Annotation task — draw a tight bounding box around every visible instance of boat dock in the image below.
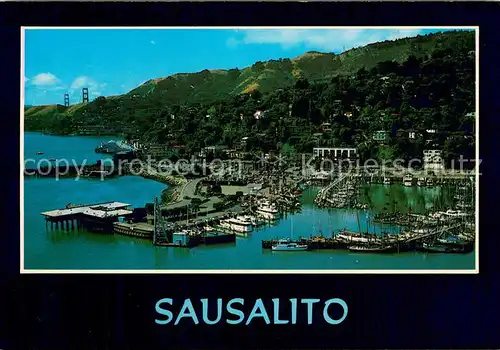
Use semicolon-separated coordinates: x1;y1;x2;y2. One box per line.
262;223;469;253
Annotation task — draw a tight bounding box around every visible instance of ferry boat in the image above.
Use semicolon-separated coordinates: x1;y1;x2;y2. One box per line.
417;177;426;186
220;217;253;233
383;177;391;185
271;238;309;251
403;174;413;187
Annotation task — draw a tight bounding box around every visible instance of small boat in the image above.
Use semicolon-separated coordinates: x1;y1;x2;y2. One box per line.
272;239;308;251
36;151;44;155
417;177;426;186
383;177;391;185
426;178;434;187
272;216;308;251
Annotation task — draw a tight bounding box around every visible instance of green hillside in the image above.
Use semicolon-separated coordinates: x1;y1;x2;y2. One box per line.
24;29;475;148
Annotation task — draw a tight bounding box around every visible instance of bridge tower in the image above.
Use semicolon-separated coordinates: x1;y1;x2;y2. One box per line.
153;196;168;244
82;88;89;103
64;94;69;107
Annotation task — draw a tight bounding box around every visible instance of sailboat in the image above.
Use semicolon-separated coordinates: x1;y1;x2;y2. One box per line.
272;216;308;251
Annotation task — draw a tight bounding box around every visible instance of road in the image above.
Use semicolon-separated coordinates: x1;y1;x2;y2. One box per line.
179;178;204;200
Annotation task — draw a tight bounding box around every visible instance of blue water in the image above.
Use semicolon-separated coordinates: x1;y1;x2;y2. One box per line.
23;132;475;270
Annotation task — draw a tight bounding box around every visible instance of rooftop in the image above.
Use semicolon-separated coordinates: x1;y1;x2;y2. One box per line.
41;201;131;218
82;208;133;218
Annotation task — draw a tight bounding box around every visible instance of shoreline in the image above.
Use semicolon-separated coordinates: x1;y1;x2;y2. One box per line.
136;166;188;206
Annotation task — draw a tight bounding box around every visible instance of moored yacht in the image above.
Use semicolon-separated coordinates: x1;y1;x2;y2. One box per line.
271;238;309;251
383;177;391;185
220;217;253;233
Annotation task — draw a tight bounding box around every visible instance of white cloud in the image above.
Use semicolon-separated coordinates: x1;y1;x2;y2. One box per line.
31;72;59;86
70;76;107;97
150;40;156;45
228;28;428;52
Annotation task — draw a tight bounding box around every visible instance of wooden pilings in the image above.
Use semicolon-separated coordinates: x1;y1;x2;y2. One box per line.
46;217;80;231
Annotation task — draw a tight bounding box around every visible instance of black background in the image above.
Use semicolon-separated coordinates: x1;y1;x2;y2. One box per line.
1;2;499;349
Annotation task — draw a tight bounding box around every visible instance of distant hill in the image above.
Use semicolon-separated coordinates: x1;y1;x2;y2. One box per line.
24;30;474;134
124;30;473;104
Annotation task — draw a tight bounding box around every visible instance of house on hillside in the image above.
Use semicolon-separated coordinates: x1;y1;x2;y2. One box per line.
321;122;332;132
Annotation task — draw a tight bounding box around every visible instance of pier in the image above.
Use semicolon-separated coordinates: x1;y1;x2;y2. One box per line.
41;202;133;232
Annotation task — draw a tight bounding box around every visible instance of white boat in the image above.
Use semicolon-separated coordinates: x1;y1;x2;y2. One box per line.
256;202;279;220
272;217;308;251
272;239;308;251
220;217;253;233
239;215;265;227
426;178;434;187
403;174;413;187
336;232;372;243
417;177;426;186
383;177;391;185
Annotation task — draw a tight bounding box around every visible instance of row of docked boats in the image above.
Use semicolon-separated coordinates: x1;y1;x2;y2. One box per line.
374;208;473;226
265;223;475;253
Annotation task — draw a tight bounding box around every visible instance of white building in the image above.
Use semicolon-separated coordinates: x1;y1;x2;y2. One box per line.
423;150;444;170
313;147;358;160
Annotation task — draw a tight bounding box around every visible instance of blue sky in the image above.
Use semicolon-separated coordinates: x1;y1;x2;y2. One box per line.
24;28;459;106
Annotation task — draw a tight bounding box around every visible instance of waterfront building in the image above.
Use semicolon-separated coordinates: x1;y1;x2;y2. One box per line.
41;202;133;233
312;147;358;160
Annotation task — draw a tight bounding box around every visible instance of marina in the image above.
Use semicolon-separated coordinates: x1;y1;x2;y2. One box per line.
24;132;476;270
